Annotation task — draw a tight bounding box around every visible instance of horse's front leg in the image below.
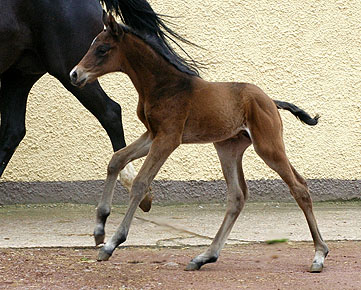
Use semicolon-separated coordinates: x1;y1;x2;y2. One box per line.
97;134;180;261
94;132;152;246
0;71;42;177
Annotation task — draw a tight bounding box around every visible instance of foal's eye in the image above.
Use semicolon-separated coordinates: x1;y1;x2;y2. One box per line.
96;45;110;56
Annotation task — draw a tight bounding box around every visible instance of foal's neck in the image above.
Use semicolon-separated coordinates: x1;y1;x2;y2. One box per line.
121;33;188;98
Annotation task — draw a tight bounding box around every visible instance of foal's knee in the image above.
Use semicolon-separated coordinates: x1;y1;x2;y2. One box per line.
107;153;123;175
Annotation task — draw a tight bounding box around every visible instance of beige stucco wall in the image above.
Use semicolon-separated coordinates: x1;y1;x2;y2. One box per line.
2;0;361;183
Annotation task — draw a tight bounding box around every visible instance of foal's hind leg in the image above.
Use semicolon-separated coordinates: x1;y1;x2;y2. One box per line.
288;164;329;272
250;115;328;272
94;132;152;246
186;134;251;270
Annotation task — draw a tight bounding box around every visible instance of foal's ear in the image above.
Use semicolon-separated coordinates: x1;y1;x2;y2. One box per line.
107;13;123;37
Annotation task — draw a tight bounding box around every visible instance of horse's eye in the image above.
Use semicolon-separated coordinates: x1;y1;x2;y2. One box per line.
96;46;110;56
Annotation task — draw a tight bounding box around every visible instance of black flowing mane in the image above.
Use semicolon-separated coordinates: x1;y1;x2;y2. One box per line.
119;24;198;76
100;0;200;76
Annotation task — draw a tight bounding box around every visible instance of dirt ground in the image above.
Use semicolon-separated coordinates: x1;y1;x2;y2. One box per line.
0;241;360;290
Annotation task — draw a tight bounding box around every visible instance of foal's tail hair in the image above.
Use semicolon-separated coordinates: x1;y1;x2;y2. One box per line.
274;100;320;126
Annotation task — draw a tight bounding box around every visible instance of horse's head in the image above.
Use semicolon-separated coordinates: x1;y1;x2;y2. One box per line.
70;13;124;87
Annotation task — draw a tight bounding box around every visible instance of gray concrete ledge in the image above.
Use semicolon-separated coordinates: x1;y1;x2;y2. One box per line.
0;179;360;205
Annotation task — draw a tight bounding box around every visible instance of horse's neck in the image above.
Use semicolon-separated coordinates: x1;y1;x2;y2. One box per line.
122;34;181;97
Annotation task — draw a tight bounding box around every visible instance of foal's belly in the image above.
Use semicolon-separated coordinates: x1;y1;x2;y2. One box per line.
181;127;246;144
181;113;246;144
180;80;248;144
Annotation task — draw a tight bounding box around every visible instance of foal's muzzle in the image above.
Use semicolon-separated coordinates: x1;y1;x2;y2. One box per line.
69;66;88;88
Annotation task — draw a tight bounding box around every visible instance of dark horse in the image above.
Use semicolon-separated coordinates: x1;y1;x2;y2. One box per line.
71;14;328;272
0;0;199;188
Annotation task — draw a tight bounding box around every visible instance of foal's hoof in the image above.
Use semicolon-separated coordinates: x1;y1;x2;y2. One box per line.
310;262;323;273
139;191;153;212
310;249;327;273
97;247;112;261
185;261;201;271
94;234;105;247
94;227;105;246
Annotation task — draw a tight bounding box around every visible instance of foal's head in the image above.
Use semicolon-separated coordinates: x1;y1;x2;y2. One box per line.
70;13;125;87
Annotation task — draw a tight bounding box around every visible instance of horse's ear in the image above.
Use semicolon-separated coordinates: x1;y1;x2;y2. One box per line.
107;13;122;37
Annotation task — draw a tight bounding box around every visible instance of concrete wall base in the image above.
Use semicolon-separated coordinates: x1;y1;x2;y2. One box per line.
0;179;359;205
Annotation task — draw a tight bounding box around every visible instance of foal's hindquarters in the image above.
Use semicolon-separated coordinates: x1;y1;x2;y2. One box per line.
186;144;329;272
94;81;328;272
185;84;329;272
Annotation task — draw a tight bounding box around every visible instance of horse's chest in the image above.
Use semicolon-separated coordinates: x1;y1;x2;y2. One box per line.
137;96;189;133
136;101;161;132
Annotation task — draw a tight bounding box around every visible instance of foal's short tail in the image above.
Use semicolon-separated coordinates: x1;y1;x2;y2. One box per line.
274;100;320;126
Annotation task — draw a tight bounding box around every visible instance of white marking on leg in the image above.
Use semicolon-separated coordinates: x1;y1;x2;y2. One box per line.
313;250;325;265
119;163;136;192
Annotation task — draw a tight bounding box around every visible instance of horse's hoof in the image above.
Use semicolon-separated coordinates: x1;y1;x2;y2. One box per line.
139;192;153;212
185;261;201;271
97;247;112;261
310;262;323;273
94;234;105;246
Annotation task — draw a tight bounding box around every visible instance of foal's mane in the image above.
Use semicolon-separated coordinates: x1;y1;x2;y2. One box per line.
121;24;199;77
100;0;200;77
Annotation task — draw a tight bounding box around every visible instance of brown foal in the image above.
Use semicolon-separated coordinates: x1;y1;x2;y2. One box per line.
70;14;328;272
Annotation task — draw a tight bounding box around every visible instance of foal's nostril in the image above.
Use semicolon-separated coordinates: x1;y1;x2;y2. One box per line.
71;70;78;81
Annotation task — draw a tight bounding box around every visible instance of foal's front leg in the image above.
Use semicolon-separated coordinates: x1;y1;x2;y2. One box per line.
119;162;154;212
97;134;180;261
94;132;152;246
